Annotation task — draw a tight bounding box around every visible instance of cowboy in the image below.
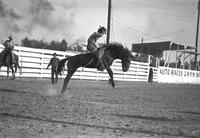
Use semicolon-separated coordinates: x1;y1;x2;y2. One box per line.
47;53;60;84
87;26;106;71
3;35;15;62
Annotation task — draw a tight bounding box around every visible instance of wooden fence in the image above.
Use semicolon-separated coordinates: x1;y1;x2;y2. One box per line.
0;44;158;82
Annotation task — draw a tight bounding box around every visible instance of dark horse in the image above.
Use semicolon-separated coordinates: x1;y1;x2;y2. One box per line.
0;47;21;79
57;42;135;94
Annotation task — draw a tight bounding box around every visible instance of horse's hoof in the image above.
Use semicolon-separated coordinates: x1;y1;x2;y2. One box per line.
61;92;65;94
111;83;116;88
61;90;66;94
108;79;112;85
60;93;72;98
108;79;115;88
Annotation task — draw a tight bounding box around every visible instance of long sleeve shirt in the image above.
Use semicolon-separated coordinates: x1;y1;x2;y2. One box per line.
87;32;102;44
3;40;14;50
47;57;60;71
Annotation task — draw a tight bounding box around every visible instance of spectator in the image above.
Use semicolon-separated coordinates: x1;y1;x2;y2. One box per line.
46;53;60;84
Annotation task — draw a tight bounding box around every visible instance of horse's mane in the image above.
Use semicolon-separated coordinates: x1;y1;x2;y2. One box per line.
103;42;125;49
103;42;132;56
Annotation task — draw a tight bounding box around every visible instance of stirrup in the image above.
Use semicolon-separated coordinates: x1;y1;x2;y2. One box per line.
97;67;104;71
97;64;104;71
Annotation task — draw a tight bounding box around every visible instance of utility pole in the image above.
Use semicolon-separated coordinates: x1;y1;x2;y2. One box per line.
106;0;111;44
195;0;200;70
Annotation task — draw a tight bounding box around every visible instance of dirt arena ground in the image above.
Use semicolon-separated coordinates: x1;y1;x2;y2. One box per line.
0;78;200;138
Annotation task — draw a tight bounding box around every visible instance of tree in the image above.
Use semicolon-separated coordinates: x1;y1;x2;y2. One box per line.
21;37;31;47
49;40;60;50
21;37;85;52
60;39;68;51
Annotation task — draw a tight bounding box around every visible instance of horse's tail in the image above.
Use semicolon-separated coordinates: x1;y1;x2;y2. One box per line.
12;54;20;73
57;57;71;75
14;61;22;74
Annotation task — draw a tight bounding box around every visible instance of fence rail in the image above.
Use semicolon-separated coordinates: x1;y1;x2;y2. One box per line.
0;44;156;82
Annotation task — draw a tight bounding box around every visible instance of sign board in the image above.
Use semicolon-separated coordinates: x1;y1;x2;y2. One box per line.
158;67;200;84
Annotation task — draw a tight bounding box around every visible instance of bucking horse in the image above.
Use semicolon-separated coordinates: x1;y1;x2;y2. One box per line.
57;42;135;94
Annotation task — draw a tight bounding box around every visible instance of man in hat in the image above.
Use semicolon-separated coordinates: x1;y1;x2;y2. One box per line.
46;53;60;84
2;35;15;62
87;26;106;71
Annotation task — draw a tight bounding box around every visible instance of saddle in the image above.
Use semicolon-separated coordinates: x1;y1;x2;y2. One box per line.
81;44;106;71
91;48;105;71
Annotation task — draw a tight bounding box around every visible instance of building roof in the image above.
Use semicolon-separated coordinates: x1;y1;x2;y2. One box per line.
132;41;195;57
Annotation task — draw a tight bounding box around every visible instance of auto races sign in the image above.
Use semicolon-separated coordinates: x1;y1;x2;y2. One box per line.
158;67;200;84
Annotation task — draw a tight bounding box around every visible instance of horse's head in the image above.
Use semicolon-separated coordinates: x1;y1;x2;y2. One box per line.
104;42;135;72
121;47;135;72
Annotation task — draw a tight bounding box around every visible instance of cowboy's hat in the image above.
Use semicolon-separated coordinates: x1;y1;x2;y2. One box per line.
8;35;13;39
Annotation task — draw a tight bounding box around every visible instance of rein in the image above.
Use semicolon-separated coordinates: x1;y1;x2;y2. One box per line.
84;58;94;67
80;53;94;68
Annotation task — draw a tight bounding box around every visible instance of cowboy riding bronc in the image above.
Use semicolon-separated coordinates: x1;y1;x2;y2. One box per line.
87;26;107;71
2;35;15;63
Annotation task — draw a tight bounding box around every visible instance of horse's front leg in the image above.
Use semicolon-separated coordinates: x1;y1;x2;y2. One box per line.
10;66;15;80
7;66;9;79
106;67;115;88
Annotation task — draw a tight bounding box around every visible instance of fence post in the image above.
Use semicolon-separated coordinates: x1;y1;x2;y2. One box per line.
96;70;98;81
80;67;83;80
62;53;65;78
18;49;21;76
136;62;138;81
41;52;44;78
148;68;153;83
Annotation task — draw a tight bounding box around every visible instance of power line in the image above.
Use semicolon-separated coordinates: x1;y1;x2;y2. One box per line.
113;5;195;23
112;18;153;41
112;15;195;43
112;2;196;23
117;0;195;14
108;0;197;45
145;26;195;41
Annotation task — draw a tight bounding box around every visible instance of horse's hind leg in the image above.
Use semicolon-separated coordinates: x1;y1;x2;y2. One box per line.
14;63;17;73
61;68;76;94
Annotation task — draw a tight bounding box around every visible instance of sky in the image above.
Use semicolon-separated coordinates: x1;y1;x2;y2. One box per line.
0;0;198;50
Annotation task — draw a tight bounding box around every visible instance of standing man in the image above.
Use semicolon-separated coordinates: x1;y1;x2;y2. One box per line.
46;53;60;84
